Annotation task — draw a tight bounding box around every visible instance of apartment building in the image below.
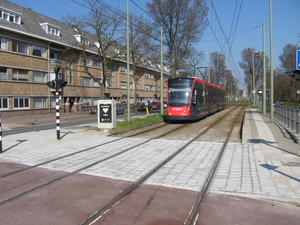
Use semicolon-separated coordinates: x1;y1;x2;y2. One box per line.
0;0;170;117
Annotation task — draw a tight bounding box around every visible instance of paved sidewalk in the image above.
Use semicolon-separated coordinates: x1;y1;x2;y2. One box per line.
209;108;300;204
0;108;299;224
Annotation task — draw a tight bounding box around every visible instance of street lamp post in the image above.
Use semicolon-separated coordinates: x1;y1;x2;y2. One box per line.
204;53;211;83
252;50;259;107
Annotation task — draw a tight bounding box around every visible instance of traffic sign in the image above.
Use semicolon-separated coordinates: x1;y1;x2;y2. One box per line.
297;50;300;70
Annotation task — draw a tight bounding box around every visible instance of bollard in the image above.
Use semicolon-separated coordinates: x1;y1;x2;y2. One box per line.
146;107;149;114
34;119;38;132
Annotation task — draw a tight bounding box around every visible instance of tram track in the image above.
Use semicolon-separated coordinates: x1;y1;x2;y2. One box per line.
185;102;247;225
0;101;247;224
0;122;181;179
80;101;247;224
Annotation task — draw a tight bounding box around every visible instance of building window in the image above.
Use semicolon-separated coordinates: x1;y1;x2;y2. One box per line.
82;77;91;86
0;37;7;50
40;23;60;37
0;67;7;80
50;97;56;107
50;50;60;59
65;69;73;84
49;72;62;80
32;45;46;57
33;71;46;82
12;69;28;81
83;97;91;105
145;73;154;79
121;66;126;73
121;82;127;89
34;97;46;108
93;79;100;87
74;35;89;45
14;97;29;108
120;67;133;74
0;8;22;25
93;98;99;105
106;79;110;87
85;58;91;66
0;97;8;109
12;40;28;54
93;59;100;68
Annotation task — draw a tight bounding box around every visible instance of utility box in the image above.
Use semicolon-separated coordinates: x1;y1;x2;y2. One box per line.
97;100;117;129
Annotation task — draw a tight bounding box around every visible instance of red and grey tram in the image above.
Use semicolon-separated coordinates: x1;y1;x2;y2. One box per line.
166;77;227;121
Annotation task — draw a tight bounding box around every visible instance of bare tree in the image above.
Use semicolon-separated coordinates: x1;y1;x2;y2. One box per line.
64;0;124;99
275;44;300;102
239;48;266;96
147;0;208;77
125;15;157;107
179;46;205;78
210;52;227;86
278;44;298;72
223;70;239;100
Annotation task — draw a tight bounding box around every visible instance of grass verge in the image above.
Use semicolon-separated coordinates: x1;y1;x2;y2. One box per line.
90;114;165;134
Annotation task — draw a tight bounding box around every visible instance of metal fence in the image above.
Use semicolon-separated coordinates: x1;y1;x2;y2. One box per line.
274;104;300;134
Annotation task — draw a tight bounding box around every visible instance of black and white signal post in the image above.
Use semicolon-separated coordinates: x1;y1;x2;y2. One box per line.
46;66;67;140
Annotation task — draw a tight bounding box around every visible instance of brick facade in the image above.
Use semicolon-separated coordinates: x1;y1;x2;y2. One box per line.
0;1;170;117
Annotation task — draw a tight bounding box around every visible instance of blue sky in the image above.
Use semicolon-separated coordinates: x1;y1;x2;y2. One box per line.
8;0;300;89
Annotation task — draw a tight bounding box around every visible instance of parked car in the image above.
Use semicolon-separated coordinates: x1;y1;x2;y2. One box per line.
116;103;124;115
138;103;151;111
274;100;280;104
151;102;160;110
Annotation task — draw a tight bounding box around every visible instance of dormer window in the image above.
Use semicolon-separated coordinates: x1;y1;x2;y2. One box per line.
75;35;89;45
40;23;60;37
0;7;22;25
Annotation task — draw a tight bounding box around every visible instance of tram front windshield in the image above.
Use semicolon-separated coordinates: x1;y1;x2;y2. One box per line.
168;79;193;106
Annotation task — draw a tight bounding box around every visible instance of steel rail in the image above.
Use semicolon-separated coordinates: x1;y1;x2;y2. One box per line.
80;103;245;225
184;103;247;225
0;119;195;205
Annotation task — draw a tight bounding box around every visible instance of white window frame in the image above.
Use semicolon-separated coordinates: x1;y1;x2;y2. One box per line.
121;66;126;73
82;77;91;86
34;97;46;108
0;97;8;109
93;97;99;105
106;79;110;87
0;8;22;25
93;59;100;68
121;81;127;89
74;35;89;45
83;97;91;106
40;23;61;37
12;40;28;54
49;72;62;81
0;37;7;50
85;58;91;66
0;67;7;80
33;71;47;82
14;97;29;108
145;73;154;79
12;69;28;81
93;79;100;87
50;97;56;107
32;45;46;57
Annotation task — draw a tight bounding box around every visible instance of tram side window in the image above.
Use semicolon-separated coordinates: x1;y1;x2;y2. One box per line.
198;86;204;105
